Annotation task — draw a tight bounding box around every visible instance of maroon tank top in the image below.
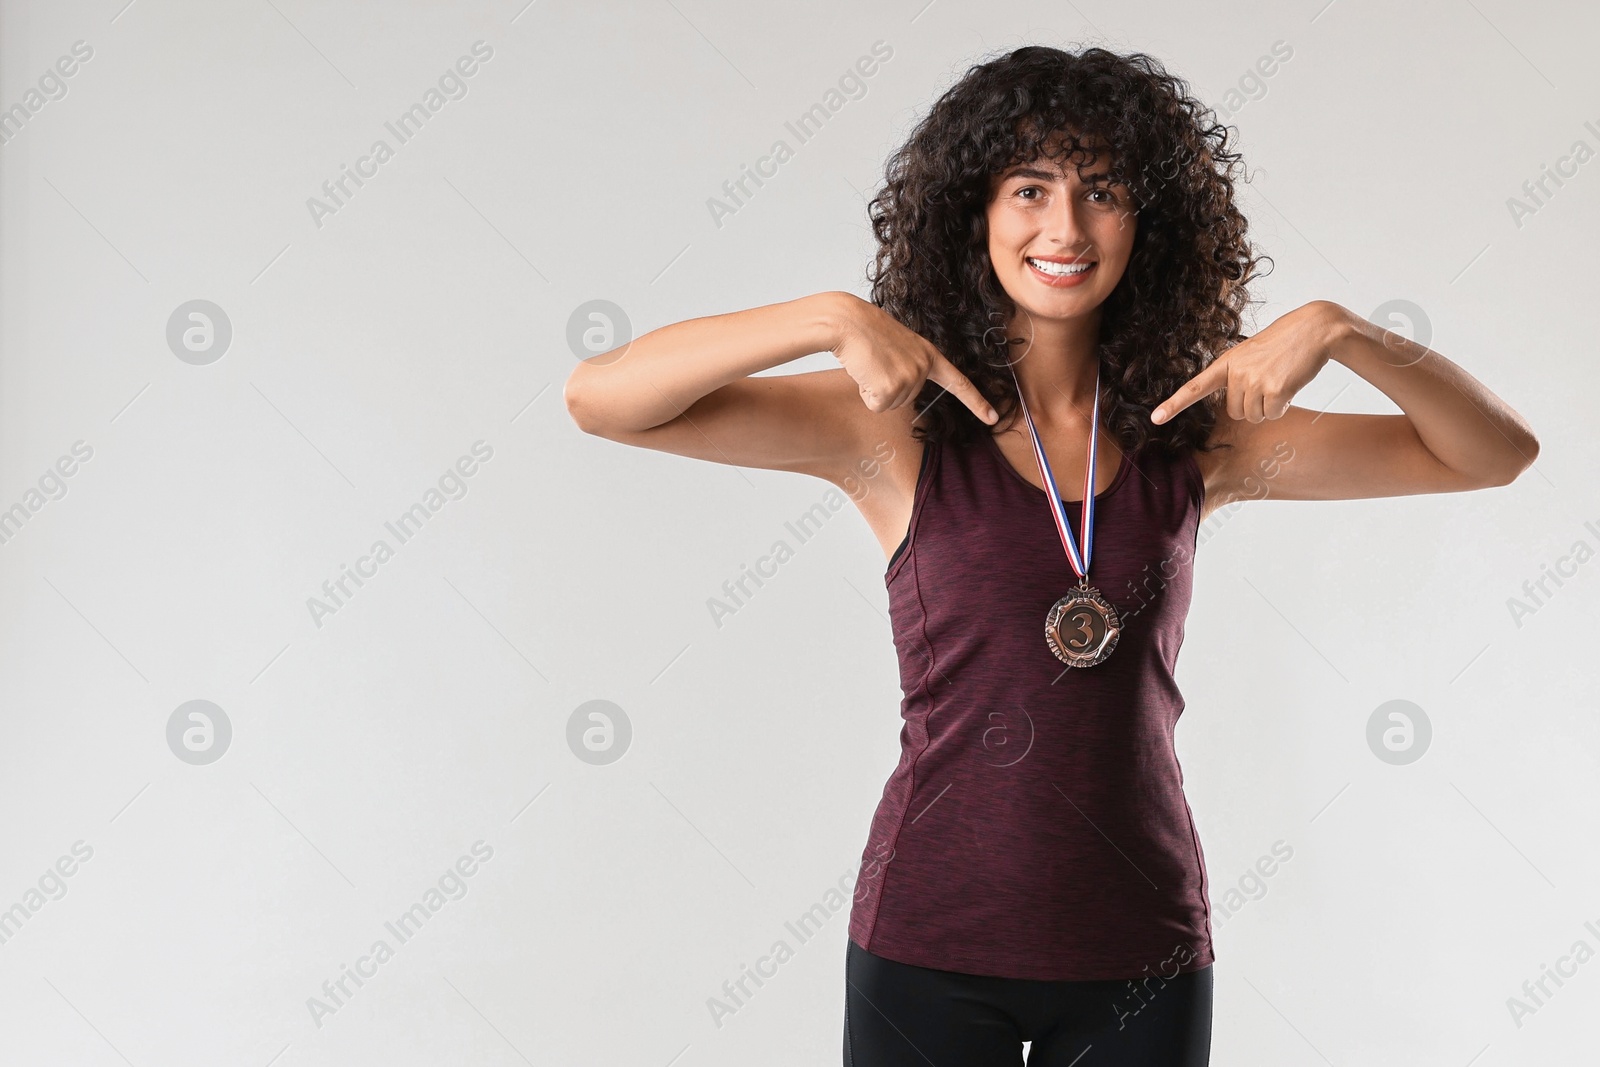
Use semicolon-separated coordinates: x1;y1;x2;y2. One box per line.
848;428;1212;982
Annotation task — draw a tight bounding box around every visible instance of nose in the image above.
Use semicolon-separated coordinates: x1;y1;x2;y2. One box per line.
1039;184;1090;249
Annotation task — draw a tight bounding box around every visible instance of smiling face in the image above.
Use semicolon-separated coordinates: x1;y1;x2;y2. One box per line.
985;135;1138;330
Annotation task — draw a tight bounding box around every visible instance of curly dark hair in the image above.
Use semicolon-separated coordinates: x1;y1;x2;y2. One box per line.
866;44;1269;459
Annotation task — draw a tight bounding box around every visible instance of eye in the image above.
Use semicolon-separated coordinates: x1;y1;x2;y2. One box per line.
1016;185;1044;201
1087;187;1116;204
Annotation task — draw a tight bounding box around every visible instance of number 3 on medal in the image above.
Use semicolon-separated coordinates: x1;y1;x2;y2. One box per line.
1063;606;1096;651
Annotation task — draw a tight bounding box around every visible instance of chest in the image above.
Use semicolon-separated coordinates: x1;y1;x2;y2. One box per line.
893;441;1200;650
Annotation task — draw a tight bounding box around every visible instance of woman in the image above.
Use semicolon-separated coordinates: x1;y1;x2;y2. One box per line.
564;45;1537;1067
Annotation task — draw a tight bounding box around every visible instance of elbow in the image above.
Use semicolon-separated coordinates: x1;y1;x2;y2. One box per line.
564;359;666;439
563;366;607;437
1521;431;1541;471
1486;431;1541;487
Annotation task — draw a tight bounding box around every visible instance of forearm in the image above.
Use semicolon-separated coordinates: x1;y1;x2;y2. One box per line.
564;290;851;434
1320;301;1540;483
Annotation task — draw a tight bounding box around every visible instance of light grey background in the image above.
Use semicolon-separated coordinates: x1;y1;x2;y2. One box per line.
0;0;1593;1064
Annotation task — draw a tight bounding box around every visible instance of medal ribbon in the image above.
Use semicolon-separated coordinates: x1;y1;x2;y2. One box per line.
1006;363;1100;581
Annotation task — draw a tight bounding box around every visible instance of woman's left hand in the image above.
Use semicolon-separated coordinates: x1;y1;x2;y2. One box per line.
1151;301;1348;425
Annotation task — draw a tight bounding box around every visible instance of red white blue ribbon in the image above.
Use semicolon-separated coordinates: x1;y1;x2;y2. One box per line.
1007;364;1100;580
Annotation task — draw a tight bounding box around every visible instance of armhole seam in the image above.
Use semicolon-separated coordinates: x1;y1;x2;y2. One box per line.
1184;448;1204;509
884;437;933;582
1184;448;1205;552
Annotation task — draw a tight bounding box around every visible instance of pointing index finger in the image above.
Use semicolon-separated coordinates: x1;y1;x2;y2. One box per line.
1151;358;1227;425
926;350;999;424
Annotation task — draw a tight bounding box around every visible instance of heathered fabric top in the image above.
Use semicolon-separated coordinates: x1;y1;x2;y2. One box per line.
847;428;1211;982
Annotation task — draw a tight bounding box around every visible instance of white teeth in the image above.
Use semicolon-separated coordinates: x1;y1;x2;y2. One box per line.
1028;257;1093;276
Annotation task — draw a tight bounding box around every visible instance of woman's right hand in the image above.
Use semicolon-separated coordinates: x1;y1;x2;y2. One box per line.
827;293;998;424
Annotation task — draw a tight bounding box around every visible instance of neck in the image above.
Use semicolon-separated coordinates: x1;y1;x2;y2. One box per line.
1003;308;1102;429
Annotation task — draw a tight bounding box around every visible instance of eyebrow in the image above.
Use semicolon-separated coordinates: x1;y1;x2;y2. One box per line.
1000;165;1117;184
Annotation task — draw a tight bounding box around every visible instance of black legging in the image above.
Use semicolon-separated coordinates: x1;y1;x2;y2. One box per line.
844;939;1212;1066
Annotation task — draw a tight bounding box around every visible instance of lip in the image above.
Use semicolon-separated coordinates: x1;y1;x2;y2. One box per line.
1025;255;1097;288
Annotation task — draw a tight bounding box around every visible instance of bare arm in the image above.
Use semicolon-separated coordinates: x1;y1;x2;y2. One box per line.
1161;301;1540;509
565;292;845;435
1319;302;1539;485
563;290;996;482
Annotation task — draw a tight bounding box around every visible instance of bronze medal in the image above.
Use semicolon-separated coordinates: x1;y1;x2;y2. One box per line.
1044;578;1122;667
